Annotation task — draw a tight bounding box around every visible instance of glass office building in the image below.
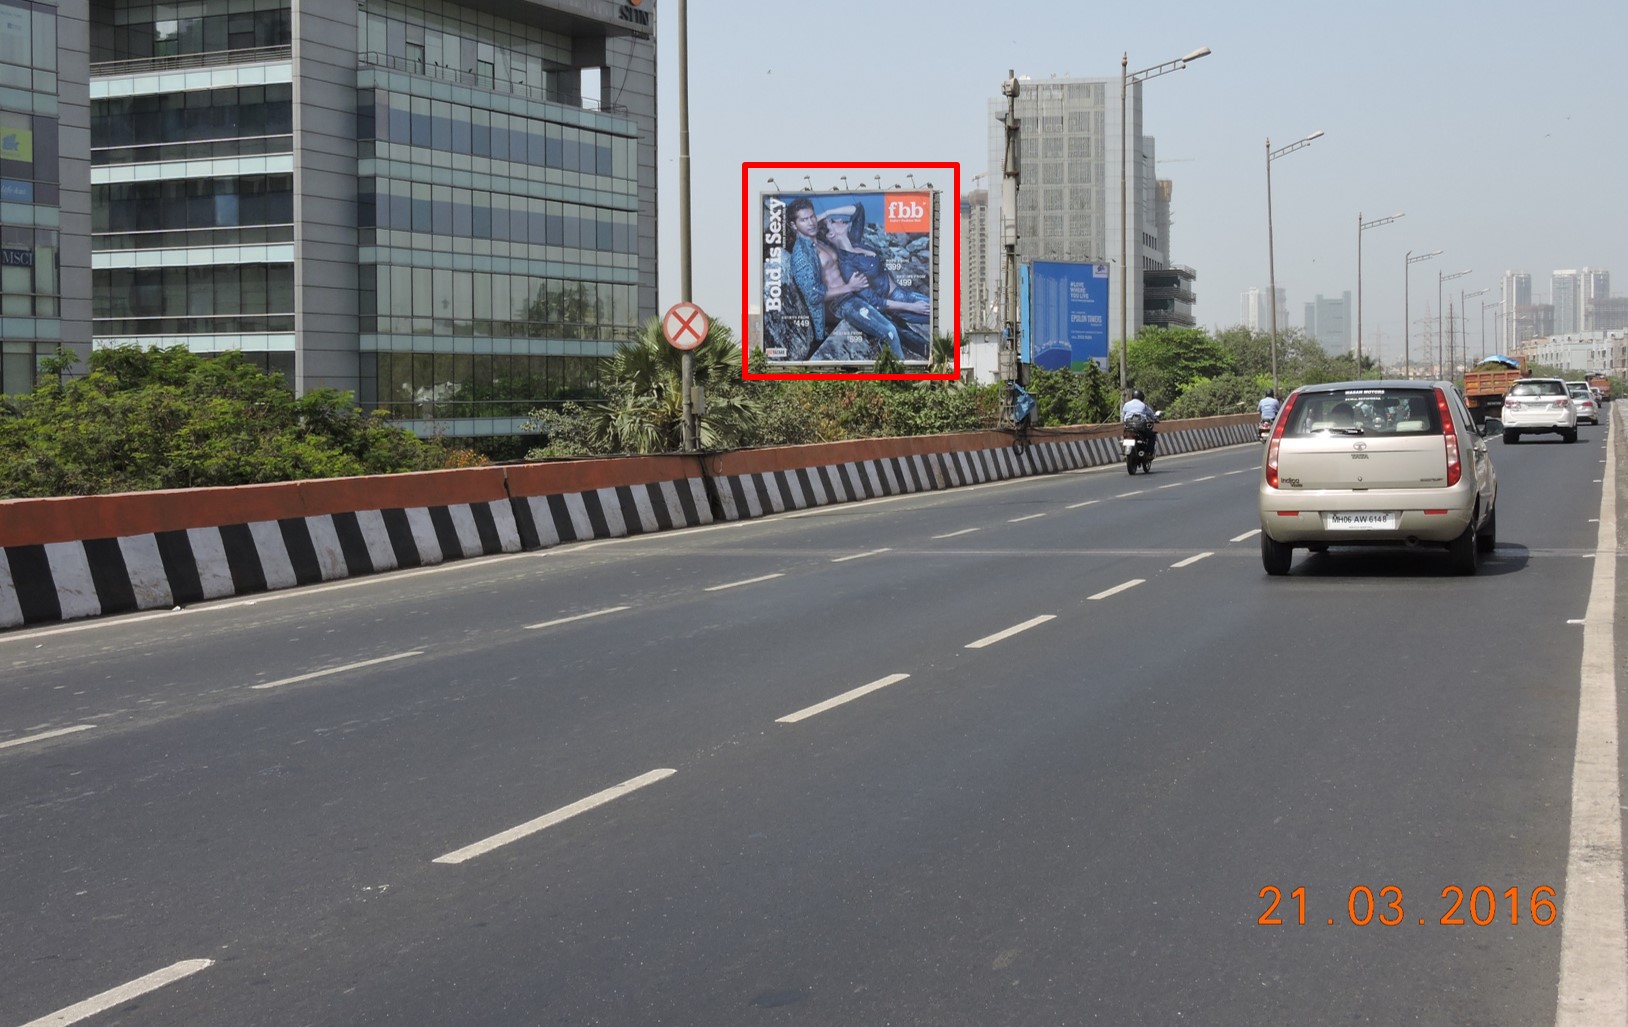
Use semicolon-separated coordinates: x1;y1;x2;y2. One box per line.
1;0;91;397
86;0;656;436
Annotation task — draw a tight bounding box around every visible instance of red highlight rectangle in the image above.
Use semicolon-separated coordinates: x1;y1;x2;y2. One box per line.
741;161;960;382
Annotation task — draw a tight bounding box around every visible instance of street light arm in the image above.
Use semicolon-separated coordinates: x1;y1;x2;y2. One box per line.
1269;132;1325;161
1128;46;1211;83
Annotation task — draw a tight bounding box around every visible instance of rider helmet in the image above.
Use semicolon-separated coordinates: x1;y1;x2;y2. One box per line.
1132;389;1145;401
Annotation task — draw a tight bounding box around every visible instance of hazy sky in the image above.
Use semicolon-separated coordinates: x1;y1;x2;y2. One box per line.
650;0;1626;366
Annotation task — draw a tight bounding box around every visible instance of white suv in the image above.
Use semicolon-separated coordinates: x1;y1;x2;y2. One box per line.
1500;378;1577;443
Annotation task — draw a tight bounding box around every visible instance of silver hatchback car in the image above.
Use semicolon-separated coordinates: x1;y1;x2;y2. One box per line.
1259;381;1497;575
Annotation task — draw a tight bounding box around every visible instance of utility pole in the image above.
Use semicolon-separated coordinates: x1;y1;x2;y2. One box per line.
676;0;697;450
999;72;1023;387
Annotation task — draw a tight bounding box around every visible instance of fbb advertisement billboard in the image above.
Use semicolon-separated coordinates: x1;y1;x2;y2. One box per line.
760;190;936;367
1020;260;1110;372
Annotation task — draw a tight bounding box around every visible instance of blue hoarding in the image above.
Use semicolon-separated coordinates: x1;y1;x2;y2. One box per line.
1020;260;1110;372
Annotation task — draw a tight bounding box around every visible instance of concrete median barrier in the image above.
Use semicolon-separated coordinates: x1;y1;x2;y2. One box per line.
0;415;1257;629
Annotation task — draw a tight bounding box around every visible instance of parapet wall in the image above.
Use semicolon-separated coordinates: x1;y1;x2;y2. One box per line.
0;415;1257;629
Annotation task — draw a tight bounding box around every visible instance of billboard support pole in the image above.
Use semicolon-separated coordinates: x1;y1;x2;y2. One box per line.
1000;72;1022;387
677;0;697;451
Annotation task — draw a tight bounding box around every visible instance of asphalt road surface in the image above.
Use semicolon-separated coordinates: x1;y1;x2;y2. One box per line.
3;416;1623;1026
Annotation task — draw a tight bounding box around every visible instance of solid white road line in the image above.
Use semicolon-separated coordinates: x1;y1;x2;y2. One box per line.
1008;513;1047;523
703;573;784;592
0;724;96;751
777;674;911;724
1088;579;1145;601
20;959;214;1027
250;650;423;690
1170;552;1214;568
965;615;1056;649
1231;529;1262;542
832;548;892;562
1065;499;1100;510
1555;405;1626;1026
932;528;980;539
524;606;631;630
433;768;676;865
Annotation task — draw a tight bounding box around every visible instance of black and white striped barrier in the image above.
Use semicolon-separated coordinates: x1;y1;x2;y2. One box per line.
1;421;1255;629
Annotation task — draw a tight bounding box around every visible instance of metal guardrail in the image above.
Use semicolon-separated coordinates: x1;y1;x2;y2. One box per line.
91;46;293;76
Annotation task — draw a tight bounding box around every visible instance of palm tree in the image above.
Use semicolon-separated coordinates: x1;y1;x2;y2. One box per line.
587;317;761;452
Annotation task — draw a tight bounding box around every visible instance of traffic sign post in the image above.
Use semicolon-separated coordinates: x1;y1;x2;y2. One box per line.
663;302;709;351
663;302;709;450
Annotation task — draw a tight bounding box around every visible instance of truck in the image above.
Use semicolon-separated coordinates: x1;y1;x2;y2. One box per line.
1461;355;1529;427
1585;373;1612;404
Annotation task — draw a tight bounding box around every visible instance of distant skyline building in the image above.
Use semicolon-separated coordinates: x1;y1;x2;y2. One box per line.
1241;286;1286;333
1303;291;1352;352
1514;304;1554;346
1501;271;1532;350
959;189;991;331
985;74;1174;344
1553;270;1582;335
1588;297;1628;332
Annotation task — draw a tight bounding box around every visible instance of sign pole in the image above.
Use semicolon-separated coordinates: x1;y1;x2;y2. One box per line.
676;0;696;451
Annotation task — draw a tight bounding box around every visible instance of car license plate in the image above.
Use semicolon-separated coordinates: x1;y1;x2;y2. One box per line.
1325;511;1397;530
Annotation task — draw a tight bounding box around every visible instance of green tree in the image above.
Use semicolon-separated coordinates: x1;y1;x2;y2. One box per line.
0;346;447;498
524;317;762;455
1123;327;1232;409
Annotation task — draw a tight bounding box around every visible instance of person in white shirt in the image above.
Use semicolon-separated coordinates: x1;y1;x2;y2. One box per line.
1258;389;1281;422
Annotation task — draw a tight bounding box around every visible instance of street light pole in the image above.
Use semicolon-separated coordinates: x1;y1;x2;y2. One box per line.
1461;287;1488;374
1266;130;1324;396
1119;45;1210;398
676;0;697;451
1357;210;1403;378
1438;268;1471;378
1404;249;1441;378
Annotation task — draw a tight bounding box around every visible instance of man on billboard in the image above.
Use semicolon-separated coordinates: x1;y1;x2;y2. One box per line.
817;206;932;359
784;197;908;360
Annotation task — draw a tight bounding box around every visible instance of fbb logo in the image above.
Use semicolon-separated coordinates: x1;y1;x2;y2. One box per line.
883;193;930;233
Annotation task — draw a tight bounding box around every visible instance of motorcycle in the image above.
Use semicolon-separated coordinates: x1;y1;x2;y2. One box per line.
1122;412;1160;474
1258;418;1273;443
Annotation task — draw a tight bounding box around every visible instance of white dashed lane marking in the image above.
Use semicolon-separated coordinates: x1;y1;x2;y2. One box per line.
704;573;784;592
433;769;676;865
1088;580;1145;601
966;615;1056;649
777;674;911;724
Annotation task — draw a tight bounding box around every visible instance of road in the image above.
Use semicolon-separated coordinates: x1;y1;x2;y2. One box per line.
2;418;1622;1026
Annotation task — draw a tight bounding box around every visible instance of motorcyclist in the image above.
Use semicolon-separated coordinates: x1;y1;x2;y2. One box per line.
1121;389;1157;455
1258;389;1281;422
1121;388;1155;422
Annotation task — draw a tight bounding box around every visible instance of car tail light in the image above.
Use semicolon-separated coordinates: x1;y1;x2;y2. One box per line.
1554;398;1570;409
1505;399;1522;411
1265;391;1299;489
1435;387;1461;487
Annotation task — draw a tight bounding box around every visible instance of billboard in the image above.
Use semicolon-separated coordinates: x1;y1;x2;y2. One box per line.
1020;260;1110;372
760;190;935;366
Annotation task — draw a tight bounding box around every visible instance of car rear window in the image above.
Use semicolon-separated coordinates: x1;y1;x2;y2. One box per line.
1509;380;1566;397
1281;388;1442;436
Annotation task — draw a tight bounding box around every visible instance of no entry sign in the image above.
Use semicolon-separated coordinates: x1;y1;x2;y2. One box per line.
662;302;709;351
